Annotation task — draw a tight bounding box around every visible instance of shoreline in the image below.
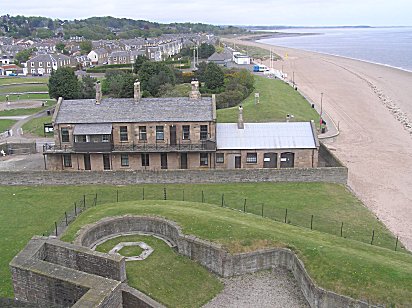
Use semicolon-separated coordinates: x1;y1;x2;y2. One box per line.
222;36;412;251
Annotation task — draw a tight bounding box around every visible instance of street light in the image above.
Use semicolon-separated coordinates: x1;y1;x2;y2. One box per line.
320;92;324;116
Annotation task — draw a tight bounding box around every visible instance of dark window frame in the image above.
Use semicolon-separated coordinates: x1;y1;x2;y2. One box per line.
61;128;69;143
139;126;147;141
141;153;150;166
63;154;72;167
121;154;129;167
246;153;258;164
156;126;164;141
119;126;128;142
200;125;208;140
200;153;209;166
216;153;224;163
182;125;190;140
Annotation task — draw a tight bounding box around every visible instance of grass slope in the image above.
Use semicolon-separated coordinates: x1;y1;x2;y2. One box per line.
0;183;405;299
0;93;50;102
0;84;48;94
0;77;49;86
217;75;319;124
96;235;222;307
22;115;52;137
63;200;412;307
0;119;16;132
0;101;55;117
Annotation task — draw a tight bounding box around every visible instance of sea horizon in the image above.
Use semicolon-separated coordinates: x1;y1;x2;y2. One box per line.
256;27;412;73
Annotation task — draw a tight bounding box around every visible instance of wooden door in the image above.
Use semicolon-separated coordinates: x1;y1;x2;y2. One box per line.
170;126;177;145
235;156;241;169
263;153;277;168
84;154;91;170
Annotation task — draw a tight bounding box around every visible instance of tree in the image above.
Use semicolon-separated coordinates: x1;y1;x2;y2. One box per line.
48;68;80;100
198;43;215;59
132;55;149;74
55;42;66;53
79;75;96;98
102;70;136;98
79;40;93;55
203;62;224;91
138;62;175;96
14;48;35;64
195;61;208;82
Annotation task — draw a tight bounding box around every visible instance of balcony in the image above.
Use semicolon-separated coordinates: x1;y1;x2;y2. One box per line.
73;142;112;153
113;140;216;153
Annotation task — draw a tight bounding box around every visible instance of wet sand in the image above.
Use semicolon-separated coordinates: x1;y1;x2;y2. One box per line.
224;37;412;250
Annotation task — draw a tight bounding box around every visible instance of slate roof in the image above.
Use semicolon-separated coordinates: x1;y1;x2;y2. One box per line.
55;97;213;124
27;53;71;63
73;123;113;135
216;122;318;150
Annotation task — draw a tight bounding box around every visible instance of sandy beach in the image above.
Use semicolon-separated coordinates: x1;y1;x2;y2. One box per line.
224;36;412;250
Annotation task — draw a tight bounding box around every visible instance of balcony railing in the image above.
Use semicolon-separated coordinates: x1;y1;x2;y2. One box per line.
113;140;216;153
73;142;112;152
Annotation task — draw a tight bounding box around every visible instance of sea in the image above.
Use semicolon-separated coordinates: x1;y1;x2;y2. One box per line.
257;27;412;72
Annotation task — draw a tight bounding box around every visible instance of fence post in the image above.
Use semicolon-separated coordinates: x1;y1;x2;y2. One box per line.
74;202;77;216
83;194;86;208
182;189;185;201
243;199;247;212
164;187;167;200
95;193;97;206
311;215;314;230
142;187;145;200
221;194;224;207
340;222;344;237
261;203;264;217
116;190;119;202
65;212;68;226
55;222;58;237
202;190;204;203
371;230;375;245
284;208;288;223
395;236;399;251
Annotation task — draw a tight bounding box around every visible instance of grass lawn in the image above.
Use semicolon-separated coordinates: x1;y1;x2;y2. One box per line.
0;183;406;299
217;75;319;124
0;93;50;102
63;200;412;307
0;101;55;117
0;84;48;94
96;235;222;307
22;115;52;137
0;119;16;132
228;42;280;61
0;77;49;86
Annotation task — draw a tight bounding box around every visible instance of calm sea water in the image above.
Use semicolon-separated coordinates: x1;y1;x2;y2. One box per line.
257;27;412;72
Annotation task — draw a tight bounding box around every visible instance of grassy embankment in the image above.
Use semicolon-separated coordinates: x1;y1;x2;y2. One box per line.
217;75;319;124
63;200;412;307
22;115;52;137
0;119;16;132
0;77;50;102
0;183;407;300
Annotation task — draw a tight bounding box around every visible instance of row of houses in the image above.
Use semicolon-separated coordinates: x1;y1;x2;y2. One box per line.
43;80;319;171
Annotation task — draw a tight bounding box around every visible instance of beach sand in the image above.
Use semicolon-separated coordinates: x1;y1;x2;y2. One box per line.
224;37;412;250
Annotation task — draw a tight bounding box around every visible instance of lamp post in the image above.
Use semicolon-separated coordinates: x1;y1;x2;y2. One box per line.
320;92;324;116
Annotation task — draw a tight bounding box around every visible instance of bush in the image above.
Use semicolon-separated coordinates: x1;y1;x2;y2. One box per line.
216;90;244;109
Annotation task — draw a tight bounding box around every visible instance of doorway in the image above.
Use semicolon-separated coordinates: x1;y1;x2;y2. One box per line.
280;152;295;168
263;153;277;168
235;156;241;169
103;154;111;170
170;125;176;146
180;153;188;169
84;154;91;170
161;153;168;169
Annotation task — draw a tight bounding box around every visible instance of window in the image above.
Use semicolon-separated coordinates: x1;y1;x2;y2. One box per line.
200;153;209;166
139;126;147;141
63;154;72;167
200;125;208;140
216;153;224;163
102;135;110;142
141;153;150;166
156;126;164;140
31;62;34;67
121;154;129;167
182;125;190;140
246;153;258;163
47;62;51;67
120;126;128;142
61;128;69;143
39;62;43;67
75;135;87;143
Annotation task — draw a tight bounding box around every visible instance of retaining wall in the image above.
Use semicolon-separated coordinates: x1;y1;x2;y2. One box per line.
0;142;37;155
0;167;347;185
75;216;379;308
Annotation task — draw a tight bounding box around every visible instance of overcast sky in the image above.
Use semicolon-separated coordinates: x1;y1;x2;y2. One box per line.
3;0;412;26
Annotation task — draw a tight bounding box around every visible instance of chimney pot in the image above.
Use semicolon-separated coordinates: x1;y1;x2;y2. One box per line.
95;81;102;105
238;105;244;129
134;79;141;102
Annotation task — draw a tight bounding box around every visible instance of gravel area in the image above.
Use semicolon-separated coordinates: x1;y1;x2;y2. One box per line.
203;268;309;308
0;153;45;171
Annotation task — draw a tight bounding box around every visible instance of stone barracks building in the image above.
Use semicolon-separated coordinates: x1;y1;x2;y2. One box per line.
43;81;319;171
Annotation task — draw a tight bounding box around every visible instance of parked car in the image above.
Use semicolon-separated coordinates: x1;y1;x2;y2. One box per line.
8;73;17;76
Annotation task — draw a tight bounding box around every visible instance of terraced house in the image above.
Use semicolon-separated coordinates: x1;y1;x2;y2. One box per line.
25;53;73;76
43;81;319;171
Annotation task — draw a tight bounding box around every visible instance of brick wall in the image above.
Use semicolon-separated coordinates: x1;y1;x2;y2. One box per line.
0;167;347;186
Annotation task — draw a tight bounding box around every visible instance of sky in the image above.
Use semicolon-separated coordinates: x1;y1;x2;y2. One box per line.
2;0;412;27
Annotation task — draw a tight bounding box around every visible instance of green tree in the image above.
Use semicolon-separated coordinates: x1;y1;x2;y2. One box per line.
198;43;215;59
138;62;175;96
102;70;136;98
195;61;208;82
79;75;96;98
79;40;93;54
48;68;80;100
14;48;35;64
203;62;224;91
132;55;149;74
55;42;66;53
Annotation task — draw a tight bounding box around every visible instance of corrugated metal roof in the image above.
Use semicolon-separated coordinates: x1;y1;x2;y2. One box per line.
55;97;213;124
73;123;112;135
216;122;317;150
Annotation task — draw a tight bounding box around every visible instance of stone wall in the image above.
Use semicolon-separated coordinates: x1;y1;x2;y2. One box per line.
0;142;37;155
318;143;344;167
75;216;379;308
0;166;347;185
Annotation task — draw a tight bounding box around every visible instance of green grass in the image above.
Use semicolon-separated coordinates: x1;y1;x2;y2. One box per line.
96;235;222;307
0;119;16;132
0;101;55;116
21;115;52;137
0;183;406;300
0;77;49;85
0;84;48;94
230;42;280;60
117;245;144;257
217;75;319;124
63;200;412;307
0;93;50;102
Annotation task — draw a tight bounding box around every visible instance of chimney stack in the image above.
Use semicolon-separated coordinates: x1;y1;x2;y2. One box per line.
238;105;244;129
95;81;102;105
134;79;141;102
211;94;216;121
189;79;201;100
